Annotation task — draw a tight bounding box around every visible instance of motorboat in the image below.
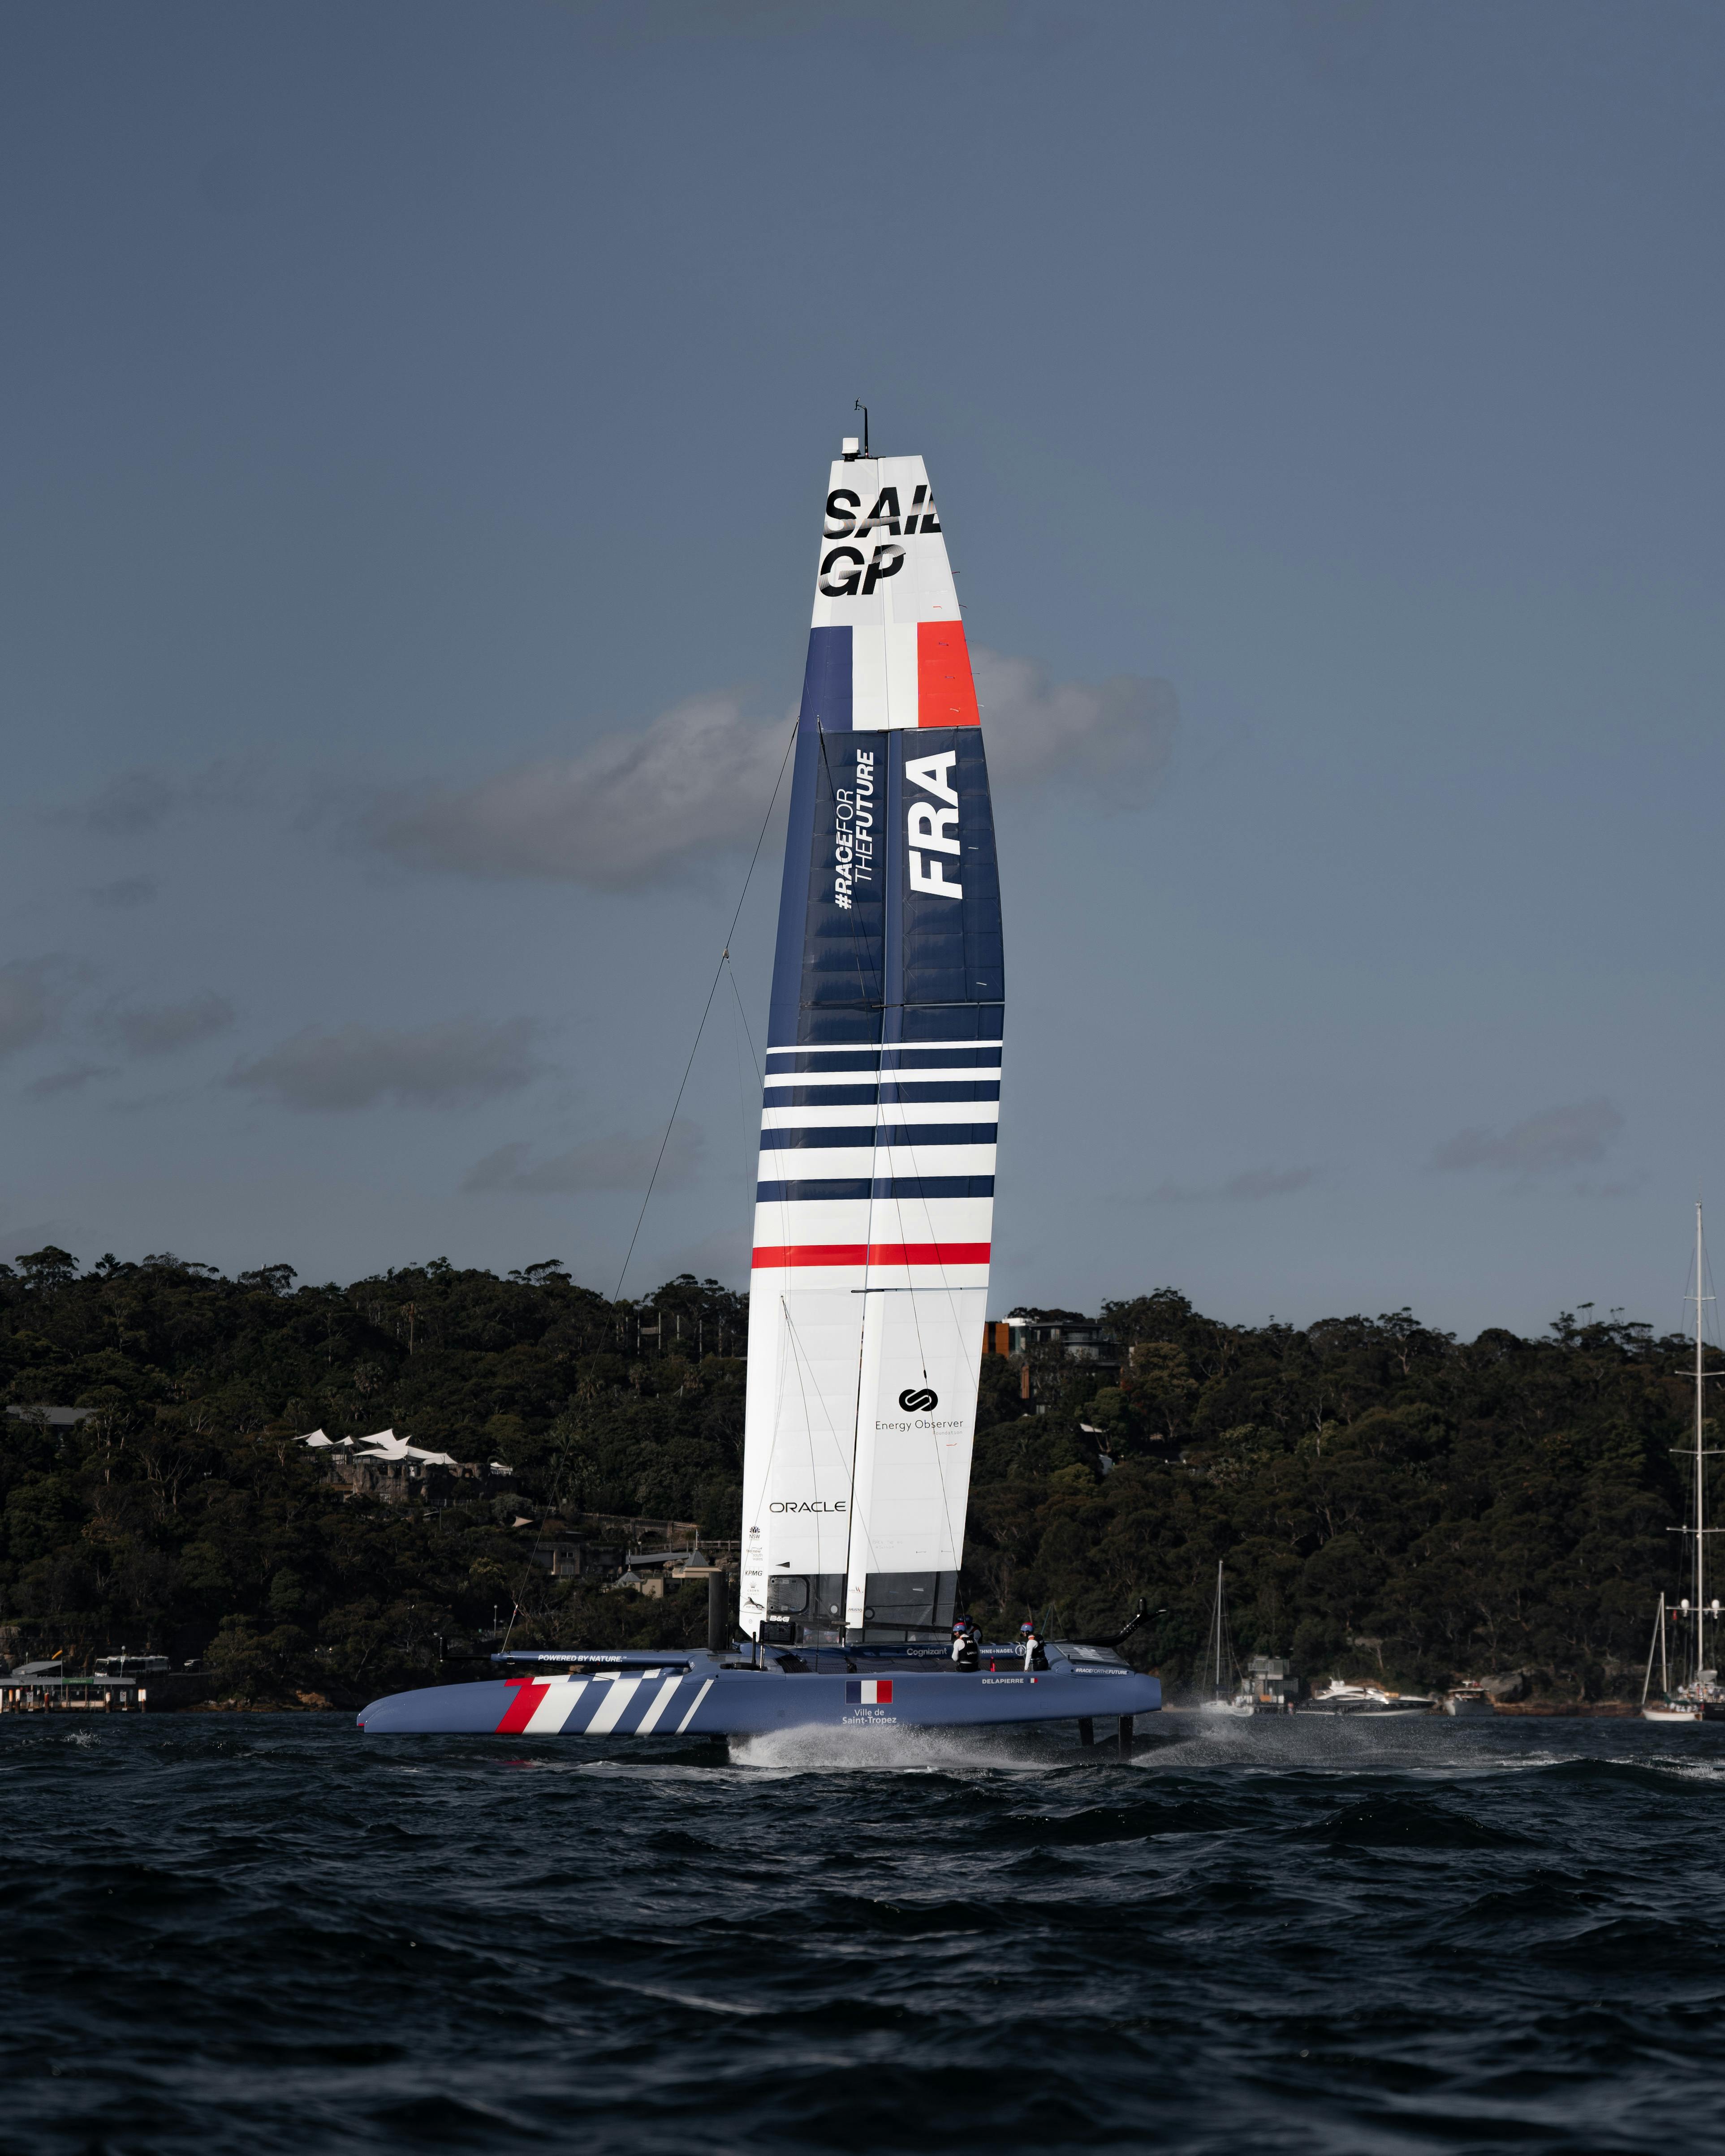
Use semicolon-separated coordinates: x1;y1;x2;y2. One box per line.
1301;1678;1437;1716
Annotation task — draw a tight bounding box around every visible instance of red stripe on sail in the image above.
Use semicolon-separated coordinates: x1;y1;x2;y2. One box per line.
751;1242;991;1269
495;1681;548;1734
917;621;980;727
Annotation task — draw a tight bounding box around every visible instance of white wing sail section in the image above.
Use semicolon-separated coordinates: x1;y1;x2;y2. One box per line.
738;444;1000;1644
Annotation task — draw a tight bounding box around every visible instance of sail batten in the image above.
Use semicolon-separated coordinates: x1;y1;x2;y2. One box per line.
740;449;1000;1645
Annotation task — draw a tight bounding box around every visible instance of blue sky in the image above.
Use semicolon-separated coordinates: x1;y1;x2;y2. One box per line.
4;0;1724;1337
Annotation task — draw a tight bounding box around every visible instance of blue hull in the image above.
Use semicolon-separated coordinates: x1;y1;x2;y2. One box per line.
357;1647;1160;1737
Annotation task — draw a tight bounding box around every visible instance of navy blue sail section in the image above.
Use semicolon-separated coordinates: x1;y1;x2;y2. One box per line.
892;728;1003;1047
767;629;855;1049
799;626;852;733
767;716;1003;1051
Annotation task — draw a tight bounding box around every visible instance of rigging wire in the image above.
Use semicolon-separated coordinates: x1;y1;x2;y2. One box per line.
725;955;763;1086
501;720;796;1654
612;717;798;1306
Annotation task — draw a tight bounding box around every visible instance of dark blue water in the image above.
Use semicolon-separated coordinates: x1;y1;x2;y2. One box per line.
4;1711;1723;2155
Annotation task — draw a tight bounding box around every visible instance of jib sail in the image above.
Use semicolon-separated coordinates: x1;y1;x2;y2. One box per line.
739;445;1002;1644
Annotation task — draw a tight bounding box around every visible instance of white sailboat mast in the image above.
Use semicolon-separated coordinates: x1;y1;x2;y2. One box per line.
1661;1591;1669;1695
1695;1201;1708;1687
1204;1560;1229;1698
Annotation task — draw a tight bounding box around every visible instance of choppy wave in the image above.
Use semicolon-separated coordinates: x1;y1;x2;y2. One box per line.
4;1714;1725;2153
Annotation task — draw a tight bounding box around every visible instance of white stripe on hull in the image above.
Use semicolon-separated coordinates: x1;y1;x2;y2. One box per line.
634;1677;683;1733
584;1677;641;1734
675;1678;713;1733
524;1678;587;1734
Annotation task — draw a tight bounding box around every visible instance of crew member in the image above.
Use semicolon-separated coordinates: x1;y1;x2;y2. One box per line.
1019;1620;1046;1671
951;1618;980;1671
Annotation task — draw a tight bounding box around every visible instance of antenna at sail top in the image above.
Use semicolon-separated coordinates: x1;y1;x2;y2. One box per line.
853;400;869;457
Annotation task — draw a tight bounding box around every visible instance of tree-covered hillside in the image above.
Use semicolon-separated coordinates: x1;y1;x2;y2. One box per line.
0;1250;1703;1704
968;1291;1694;1701
0;1250;749;1704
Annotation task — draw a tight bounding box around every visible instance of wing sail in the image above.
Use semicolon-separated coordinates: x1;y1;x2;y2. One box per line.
739;450;1001;1644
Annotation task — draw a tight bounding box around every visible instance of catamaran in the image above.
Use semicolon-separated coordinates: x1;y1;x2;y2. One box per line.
358;431;1161;1742
1640;1203;1725;1723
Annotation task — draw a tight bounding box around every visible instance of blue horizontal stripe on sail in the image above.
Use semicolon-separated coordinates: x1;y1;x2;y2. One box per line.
763;1047;1004;1074
884;1048;1002;1071
758;1123;1000;1151
755;1177;997;1203
762;1082;1002;1107
763;1051;887;1075
899;1002;1005;1048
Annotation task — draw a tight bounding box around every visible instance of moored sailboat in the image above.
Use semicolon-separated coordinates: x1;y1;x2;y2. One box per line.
1195;1562;1301;1714
358;431;1160;1740
1197;1561;1249;1715
1640;1204;1725;1724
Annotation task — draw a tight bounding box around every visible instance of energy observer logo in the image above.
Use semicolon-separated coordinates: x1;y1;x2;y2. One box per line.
897;1387;938;1414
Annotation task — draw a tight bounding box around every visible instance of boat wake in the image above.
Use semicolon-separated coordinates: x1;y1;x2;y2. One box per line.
729;1719;1071;1776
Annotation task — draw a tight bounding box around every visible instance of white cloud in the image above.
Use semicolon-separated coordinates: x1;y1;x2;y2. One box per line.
367;649;1178;888
228;1018;543;1112
103;992;237;1058
373;694;794;888
1432;1100;1623;1175
971;650;1178;805
465;1122;703;1195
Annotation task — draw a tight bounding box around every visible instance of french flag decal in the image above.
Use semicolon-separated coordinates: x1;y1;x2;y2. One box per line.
845;1679;893;1705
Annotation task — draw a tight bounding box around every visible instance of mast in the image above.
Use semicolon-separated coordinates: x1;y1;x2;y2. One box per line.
1661;1592;1669;1696
1203;1560;1231;1699
1642;1592;1665;1708
1696;1202;1707;1689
